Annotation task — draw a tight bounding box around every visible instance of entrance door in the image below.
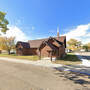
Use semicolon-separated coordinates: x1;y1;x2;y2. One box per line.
47;50;51;57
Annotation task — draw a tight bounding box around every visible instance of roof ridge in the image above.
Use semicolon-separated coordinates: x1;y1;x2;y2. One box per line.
28;36;66;41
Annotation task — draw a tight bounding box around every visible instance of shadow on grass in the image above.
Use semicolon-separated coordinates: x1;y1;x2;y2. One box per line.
56;53;81;62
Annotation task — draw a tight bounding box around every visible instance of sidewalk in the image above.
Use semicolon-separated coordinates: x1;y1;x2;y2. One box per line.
0;57;63;68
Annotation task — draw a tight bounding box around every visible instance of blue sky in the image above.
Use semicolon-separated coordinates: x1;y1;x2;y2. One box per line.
0;0;90;43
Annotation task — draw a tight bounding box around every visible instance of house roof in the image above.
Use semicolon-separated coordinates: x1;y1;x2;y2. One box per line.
52;38;63;45
28;36;66;48
41;41;59;51
16;41;30;48
16;36;66;49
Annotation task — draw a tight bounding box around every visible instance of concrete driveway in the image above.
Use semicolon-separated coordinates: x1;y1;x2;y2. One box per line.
0;60;85;90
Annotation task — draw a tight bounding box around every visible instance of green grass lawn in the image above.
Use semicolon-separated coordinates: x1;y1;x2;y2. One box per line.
0;54;39;61
54;53;82;65
0;53;81;65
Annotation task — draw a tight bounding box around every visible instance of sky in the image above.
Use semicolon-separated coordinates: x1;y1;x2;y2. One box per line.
0;0;90;43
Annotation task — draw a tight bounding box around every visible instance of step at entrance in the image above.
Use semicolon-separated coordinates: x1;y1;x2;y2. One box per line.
42;57;56;61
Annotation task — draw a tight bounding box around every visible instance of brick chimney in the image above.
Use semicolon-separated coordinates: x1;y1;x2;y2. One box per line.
57;27;60;39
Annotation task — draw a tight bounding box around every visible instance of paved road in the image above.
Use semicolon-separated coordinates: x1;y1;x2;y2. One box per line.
0;60;84;90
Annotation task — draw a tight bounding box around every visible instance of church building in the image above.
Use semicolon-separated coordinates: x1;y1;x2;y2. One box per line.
16;28;66;60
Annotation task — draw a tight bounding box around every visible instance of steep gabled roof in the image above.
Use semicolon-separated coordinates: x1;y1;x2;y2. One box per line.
39;41;59;51
16;36;66;49
51;38;63;46
16;41;30;48
28;38;47;48
28;36;66;48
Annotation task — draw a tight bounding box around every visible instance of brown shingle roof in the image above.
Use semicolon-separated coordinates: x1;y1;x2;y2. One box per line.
28;36;66;48
43;41;59;51
16;41;30;48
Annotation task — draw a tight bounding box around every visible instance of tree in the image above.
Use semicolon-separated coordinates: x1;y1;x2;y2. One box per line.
67;39;82;51
0;11;9;33
82;45;88;52
0;37;15;54
82;43;90;51
87;43;90;49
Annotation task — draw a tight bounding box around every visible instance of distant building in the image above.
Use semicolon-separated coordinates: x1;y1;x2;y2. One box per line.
16;28;66;60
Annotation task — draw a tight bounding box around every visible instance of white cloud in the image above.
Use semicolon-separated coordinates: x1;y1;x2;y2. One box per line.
1;26;29;42
64;23;90;44
31;26;35;30
86;33;90;37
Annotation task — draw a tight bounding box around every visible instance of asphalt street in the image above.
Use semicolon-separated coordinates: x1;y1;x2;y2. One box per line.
0;60;84;90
